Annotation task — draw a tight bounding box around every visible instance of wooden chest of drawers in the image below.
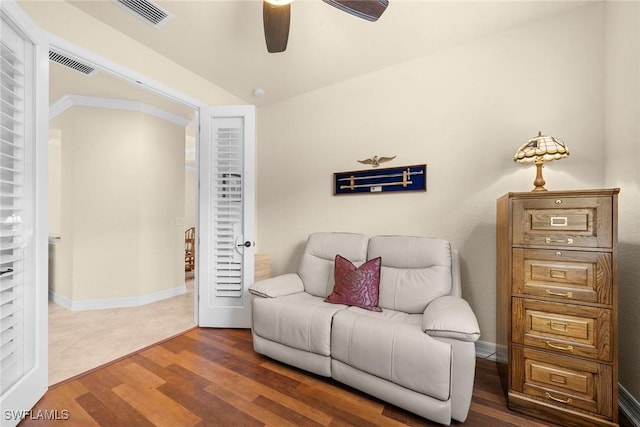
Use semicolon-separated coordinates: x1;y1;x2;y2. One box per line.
497;189;619;427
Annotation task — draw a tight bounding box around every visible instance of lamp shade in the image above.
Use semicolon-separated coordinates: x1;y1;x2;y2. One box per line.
514;131;569;192
514;131;570;163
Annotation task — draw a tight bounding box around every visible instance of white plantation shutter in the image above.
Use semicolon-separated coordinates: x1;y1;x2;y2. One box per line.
0;21;34;395
212;119;244;298
1;3;47;423
198;106;255;328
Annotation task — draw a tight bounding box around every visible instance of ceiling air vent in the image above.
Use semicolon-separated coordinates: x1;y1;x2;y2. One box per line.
114;0;172;27
49;50;96;76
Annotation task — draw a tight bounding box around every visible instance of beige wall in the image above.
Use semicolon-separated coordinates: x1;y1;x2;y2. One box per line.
185;168;196;230
47;130;63;296
604;1;640;401
185;135;197;231
25;0;640;405
50;106;185;302
257;4;605;347
48;130;62;237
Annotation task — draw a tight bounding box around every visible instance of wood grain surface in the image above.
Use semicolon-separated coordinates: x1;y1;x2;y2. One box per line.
21;328;632;426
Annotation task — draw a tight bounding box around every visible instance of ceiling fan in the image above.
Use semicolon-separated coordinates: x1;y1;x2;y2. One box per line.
263;0;389;53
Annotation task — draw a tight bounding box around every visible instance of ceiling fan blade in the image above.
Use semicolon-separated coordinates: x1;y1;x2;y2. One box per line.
321;0;388;22
263;1;291;53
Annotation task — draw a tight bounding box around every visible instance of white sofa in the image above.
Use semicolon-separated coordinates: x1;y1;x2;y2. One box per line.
249;232;481;425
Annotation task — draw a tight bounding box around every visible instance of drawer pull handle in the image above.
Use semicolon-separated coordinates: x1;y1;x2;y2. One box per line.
545;392;572;404
545;342;574;352
550;216;568;227
545;237;573;245
546;290;573;298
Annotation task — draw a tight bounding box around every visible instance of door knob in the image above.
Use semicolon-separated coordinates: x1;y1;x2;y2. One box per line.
237;241;253;248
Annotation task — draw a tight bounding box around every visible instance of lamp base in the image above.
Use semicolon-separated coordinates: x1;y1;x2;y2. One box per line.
532;161;547;192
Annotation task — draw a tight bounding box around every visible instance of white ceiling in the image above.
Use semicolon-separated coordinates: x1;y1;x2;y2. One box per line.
59;0;593;107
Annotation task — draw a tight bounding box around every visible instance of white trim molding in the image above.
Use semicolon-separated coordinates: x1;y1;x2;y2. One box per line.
475;340;497;360
49;94;191;127
619;384;640;426
45;31;205;110
49;284;187;311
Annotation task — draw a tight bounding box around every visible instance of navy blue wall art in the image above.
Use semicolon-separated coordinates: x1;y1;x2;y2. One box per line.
334;164;426;195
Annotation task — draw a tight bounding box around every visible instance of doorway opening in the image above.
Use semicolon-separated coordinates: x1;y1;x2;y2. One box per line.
47;46;200;385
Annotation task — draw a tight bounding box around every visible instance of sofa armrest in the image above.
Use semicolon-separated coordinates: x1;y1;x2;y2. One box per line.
422;296;481;342
249;273;305;298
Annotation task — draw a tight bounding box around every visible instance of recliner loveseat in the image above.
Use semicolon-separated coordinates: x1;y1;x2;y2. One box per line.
249;232;480;425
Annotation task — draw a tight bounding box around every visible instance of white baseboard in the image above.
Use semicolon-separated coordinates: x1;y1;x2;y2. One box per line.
619;383;640;426
49;284;187;311
475;340;496;360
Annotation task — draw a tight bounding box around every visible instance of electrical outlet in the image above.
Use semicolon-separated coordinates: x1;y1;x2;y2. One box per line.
175;217;184;226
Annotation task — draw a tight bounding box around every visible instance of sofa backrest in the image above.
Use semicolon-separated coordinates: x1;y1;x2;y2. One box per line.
368;235;453;313
298;232;369;297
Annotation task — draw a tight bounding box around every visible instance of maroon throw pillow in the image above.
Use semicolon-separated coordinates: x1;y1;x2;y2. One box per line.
324;255;382;312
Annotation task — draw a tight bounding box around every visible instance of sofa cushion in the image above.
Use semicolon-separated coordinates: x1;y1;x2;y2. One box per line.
331;307;452;400
249;273;304;298
252;292;347;356
298;232;369;298
368;235;453;313
325;255;382;311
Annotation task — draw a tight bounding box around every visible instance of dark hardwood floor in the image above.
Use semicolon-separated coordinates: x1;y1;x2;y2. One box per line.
21;328;632;426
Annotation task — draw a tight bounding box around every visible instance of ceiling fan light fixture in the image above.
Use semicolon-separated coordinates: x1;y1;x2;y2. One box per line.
263;0;388;53
263;0;291;53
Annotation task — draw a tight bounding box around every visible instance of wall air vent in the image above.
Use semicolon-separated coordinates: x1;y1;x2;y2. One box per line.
48;50;97;76
114;0;172;27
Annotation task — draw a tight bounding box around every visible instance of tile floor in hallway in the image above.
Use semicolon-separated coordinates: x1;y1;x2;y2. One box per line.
48;278;195;385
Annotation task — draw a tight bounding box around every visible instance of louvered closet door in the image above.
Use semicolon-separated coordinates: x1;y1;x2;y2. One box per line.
198;106;255;328
0;3;48;425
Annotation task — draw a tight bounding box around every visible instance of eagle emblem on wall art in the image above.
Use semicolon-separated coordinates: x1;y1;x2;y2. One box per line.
357;155;396;168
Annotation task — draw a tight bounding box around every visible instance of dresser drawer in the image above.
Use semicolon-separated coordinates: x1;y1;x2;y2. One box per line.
512;346;614;418
513;248;613;305
512;298;612;361
512;196;613;248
